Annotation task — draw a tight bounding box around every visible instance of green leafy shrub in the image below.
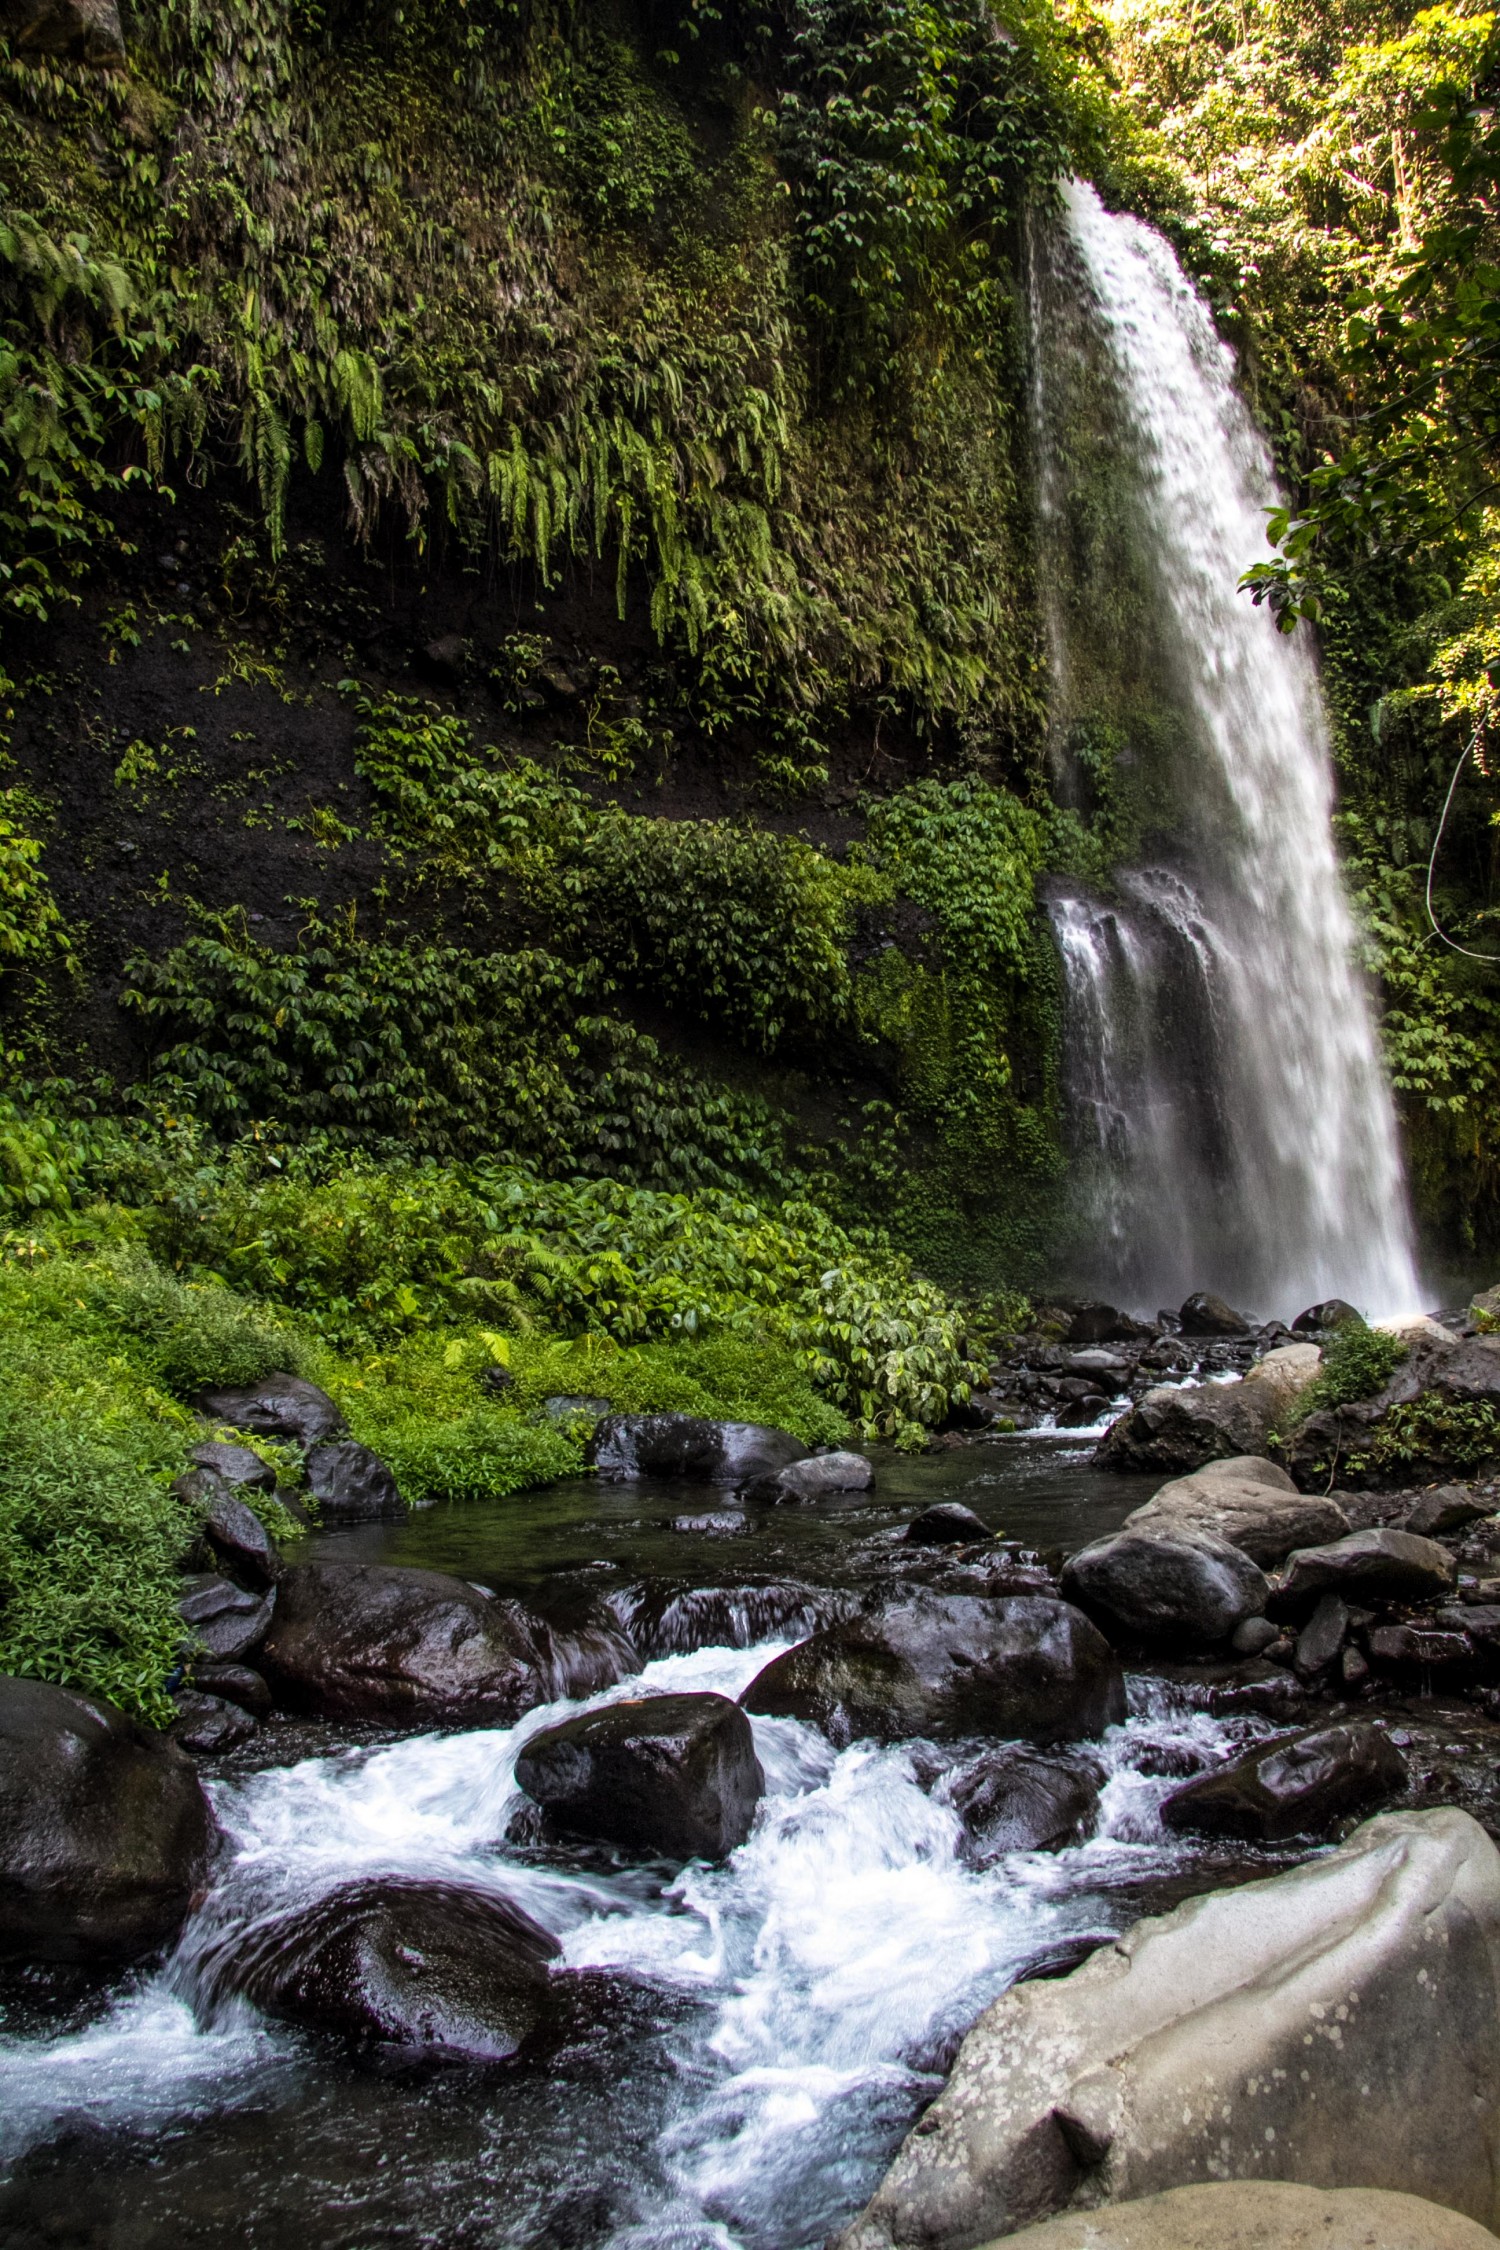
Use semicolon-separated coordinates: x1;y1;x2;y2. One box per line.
573;815;881;1049
1296;1321;1409;1420
1368;1396;1500;1479
122;915;793;1191
322;1334;584;1505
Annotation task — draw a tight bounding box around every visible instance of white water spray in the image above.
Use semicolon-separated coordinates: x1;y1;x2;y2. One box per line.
1035;181;1418;1321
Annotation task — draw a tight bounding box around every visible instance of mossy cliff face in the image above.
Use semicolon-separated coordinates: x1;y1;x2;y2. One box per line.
0;0;1119;1287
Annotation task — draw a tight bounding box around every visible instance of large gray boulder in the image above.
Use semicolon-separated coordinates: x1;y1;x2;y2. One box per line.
259;1564;630;1724
835;1808;1500;2250
0;1676;219;1961
305;1439;406;1522
741;1595;1124;1747
1097;1347;1321;1475
996;2181;1500;2249
1123;1456;1349;1567
588;1413;808;1485
1060;1530;1268;1646
750;1451;873;1503
1275;1527;1456;1613
515;1692;763;1861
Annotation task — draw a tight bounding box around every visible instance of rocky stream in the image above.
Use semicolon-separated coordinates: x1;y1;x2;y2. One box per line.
9;1284;1500;2250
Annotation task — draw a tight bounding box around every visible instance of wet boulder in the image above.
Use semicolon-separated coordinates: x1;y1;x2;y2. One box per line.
0;1675;219;1962
995;2182;1500;2250
1291;1297;1363;1335
589;1413;808;1486
515;1692;763;1861
1161;1721;1408;1841
305;1440;406;1523
904;1501;992;1546
835;1808;1500;2250
748;1451;873;1504
607;1580;840;1660
1367;1623;1473;1672
1060;1529;1268;1646
1178;1290;1250;1336
189;1440;277;1494
1274;1526;1456;1613
1122;1455;1348;1568
198;1374;347;1450
1293;1591;1348;1677
191;1663;272;1716
0;0;124;63
169;1691;258;1753
945;1747;1098;1862
1067;1303;1155;1346
196;1487;279;1589
203;1877;560;2058
1406;1486;1489;1537
741;1594;1124;1747
1096;1348;1321;1476
259;1564;627;1724
177;1573;275;1662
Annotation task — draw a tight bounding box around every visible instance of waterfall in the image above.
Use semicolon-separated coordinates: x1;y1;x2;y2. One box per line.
1031;179;1419;1322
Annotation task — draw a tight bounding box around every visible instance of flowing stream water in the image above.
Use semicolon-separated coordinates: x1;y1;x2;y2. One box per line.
1032;181;1419;1322
0;1451;1291;2250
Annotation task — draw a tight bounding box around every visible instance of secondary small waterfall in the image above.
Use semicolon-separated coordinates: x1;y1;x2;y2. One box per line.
1031;180;1419;1321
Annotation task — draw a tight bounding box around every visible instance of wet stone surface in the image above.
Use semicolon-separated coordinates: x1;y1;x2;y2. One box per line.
4;1435;1500;2250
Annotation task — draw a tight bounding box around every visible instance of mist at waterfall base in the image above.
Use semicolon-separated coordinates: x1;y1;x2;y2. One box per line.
1033;181;1419;1325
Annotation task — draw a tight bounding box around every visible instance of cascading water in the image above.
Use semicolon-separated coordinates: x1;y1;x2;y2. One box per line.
1032;180;1419;1321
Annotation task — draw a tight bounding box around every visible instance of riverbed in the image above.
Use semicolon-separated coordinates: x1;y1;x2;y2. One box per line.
0;1439;1315;2250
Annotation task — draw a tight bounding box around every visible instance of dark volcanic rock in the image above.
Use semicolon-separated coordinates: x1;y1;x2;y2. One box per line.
0;1675;219;1961
170;1691;257;1753
189;1440;277;1494
1405;1487;1489;1538
606;1581;840;1660
1291;1298;1363;1335
198;1374;347;1449
1275;1528;1457;1613
1179;1291;1251;1337
944;1747;1098;1862
904;1502;992;1546
740;1595;1124;1747
177;1574;275;1662
1293;1592;1348;1678
0;0;123;63
1066;1303;1155;1345
1060;1530;1268;1646
202;1877;560;2057
259;1564;629;1724
1161;1721;1408;1841
305;1440;406;1523
1367;1624;1472;1672
589;1413;808;1486
199;1489;279;1588
191;1663;272;1716
515;1692;763;1861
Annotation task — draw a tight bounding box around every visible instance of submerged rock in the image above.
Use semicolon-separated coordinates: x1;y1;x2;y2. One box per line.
835;1808;1500;2248
944;1747;1098;1861
198;1374;347;1450
904;1502;992;1546
1060;1529;1268;1646
515;1692;763;1861
202;1877;560;2058
1122;1455;1348;1567
305;1440;406;1523
740;1594;1124;1747
0;1675;219;1962
259;1564;628;1724
588;1413;808;1487
1161;1721;1407;1841
997;2183;1500;2250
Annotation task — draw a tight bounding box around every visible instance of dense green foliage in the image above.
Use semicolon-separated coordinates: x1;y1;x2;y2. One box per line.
1295;1318;1408;1416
